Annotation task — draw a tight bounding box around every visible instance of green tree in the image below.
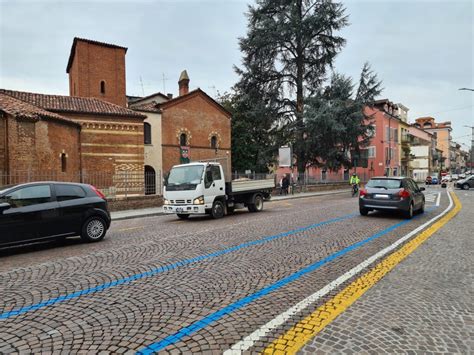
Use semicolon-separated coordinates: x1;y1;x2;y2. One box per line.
236;0;349;173
303;63;383;170
218;90;282;173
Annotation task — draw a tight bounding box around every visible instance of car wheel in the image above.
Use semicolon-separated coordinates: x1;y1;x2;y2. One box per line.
248;194;264;212
418;200;425;214
81;216;107;242
405;203;414;219
177;214;189;220
359;207;369;216
463;183;470;190
211;200;225;219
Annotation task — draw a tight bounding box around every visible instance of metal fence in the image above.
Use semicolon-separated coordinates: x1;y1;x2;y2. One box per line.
0;170;162;198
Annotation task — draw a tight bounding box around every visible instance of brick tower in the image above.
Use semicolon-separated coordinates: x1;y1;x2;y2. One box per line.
66;37;127;107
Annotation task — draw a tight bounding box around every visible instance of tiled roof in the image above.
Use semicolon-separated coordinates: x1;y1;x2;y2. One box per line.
158;89;231;118
0;89;145;118
0;93;80;127
129;101;161;113
128;92;170;104
67;37;127;73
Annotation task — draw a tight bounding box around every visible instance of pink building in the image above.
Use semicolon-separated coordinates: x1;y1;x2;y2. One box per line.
276;99;402;183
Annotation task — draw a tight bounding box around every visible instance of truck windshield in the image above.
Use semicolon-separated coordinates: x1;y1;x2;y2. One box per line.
167;165;204;191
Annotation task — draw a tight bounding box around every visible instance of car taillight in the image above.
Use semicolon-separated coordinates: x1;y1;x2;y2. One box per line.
359;189;367;197
90;185;106;199
398;189;410;198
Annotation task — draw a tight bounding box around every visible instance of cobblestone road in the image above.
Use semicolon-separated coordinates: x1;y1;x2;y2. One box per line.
300;188;473;354
0;187;464;354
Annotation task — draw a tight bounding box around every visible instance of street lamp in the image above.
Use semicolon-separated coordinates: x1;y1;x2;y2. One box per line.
459;88;474;173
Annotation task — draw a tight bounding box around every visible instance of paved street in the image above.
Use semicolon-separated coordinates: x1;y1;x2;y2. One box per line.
0;188;470;354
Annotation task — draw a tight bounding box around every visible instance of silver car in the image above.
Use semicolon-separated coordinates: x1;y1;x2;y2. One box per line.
359;177;425;219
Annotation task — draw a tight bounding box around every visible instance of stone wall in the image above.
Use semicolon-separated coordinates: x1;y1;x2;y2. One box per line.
107;194;164;211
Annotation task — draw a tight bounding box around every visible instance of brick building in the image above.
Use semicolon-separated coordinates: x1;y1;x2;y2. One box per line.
130;70;232;185
1;37;231;195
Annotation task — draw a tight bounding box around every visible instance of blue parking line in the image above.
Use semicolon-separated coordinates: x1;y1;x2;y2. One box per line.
0;213;357;320
137;207;437;354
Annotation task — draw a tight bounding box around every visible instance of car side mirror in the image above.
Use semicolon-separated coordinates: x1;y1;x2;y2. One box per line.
0;202;11;212
419;187;425;191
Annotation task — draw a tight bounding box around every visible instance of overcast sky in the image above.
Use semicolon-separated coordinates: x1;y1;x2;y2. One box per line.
1;0;472;148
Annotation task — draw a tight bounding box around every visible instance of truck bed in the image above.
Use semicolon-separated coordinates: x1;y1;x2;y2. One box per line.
229;178;275;194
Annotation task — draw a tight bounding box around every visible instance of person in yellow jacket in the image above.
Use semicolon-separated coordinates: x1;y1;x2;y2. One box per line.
350;172;360;196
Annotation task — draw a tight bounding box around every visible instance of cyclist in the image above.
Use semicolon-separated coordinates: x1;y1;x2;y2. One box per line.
350;172;360;196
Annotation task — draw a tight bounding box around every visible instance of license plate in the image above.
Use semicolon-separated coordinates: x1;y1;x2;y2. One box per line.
374;194;389;199
176;207;183;212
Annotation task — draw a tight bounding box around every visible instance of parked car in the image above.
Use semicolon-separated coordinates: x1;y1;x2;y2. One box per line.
451;174;459;181
0;182;111;247
425;176;432;185
430;176;439;184
442;175;452;182
455;176;474;190
459;173;466;179
359;177;425;219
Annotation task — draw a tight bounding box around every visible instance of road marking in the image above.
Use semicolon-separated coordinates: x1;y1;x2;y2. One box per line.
260;191;460;354
436;191;441;206
117;226;145;232
0;213;357;320
137;206;441;354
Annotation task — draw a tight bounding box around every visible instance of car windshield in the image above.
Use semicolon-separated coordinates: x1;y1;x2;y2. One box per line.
167;165;204;186
366;179;402;189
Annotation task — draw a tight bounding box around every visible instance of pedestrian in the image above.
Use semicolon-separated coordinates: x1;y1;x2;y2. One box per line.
282;175;290;195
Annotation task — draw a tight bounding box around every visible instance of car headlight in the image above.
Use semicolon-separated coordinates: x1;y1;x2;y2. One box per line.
164;199;170;205
193;196;204;205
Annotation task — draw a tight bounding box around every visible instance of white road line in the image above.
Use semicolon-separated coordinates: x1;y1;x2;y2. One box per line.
224;191;452;354
436;192;441;206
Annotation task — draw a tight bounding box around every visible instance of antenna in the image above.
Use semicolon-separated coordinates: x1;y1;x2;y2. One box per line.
162;73;170;93
139;76;145;96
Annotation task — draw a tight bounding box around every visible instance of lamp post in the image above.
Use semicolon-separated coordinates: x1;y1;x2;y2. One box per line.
459;88;474;173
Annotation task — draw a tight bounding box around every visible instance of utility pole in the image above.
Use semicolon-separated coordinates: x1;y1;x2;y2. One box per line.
466;125;474;174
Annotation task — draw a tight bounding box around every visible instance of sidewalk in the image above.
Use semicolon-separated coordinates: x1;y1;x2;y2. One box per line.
300;190;473;354
111;188;350;221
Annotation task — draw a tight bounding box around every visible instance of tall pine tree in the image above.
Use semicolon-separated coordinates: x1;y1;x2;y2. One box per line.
236;0;349;173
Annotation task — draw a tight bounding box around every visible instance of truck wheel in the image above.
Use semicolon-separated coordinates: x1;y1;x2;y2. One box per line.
177;214;189;220
248;194;263;212
211;200;225;219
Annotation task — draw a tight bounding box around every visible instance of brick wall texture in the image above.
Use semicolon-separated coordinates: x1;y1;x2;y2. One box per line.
1;114;81;181
69;41;127;107
161;93;232;177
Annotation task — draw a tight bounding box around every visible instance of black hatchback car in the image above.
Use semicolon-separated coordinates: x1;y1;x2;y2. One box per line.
359;177;425;219
0;182;111;247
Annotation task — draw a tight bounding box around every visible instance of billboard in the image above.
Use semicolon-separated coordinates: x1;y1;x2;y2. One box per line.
278;146;292;167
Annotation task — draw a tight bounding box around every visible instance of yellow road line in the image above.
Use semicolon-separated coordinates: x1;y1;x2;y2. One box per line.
263;191;462;354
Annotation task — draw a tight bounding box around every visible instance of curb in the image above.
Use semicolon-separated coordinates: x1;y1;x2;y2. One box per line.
111;189;351;221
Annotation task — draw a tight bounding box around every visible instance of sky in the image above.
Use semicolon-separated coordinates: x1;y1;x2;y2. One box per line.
1;0;473;149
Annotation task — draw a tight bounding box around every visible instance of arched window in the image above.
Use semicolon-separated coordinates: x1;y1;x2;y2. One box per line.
210;136;217;149
423;122;432;128
100;81;106;94
61;153;67;172
180;133;187;146
144;122;152;144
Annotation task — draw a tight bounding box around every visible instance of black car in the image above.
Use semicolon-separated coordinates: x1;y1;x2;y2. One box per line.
0;182;111;247
359;177;425;219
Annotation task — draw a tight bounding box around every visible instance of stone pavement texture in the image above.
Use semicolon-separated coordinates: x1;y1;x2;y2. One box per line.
110;188;350;220
0;187;459;353
300;189;473;354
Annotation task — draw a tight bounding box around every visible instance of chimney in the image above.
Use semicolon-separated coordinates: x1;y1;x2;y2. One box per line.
178;70;189;96
167;93;173;99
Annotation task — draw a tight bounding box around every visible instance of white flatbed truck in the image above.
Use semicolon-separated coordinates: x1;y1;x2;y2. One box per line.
163;162;275;219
